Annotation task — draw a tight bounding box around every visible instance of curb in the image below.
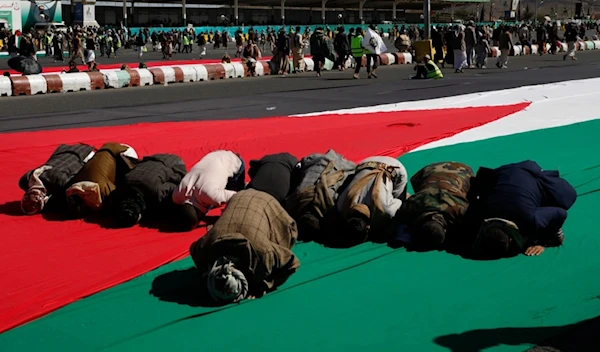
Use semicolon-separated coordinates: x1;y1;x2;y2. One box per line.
0;52;413;97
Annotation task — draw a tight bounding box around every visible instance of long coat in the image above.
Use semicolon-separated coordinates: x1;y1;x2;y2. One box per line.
19;143;95;196
246;152;299;204
191;189;300;295
469;160;577;244
285;149;355;220
119;154;186;208
69;143;136;205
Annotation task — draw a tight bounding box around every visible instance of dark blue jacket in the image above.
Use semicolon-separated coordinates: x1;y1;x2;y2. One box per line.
472;160;577;241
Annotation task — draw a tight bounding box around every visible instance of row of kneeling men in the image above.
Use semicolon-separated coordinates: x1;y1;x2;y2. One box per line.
19;144;577;304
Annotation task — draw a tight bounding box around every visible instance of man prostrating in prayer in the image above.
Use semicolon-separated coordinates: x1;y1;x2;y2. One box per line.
172;150;245;230
19;143;96;214
190;189;300;304
468;160;577;258
65;142;138;218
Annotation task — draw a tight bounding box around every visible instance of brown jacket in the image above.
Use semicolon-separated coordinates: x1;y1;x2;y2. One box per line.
191;189;300;294
499;32;513;50
71;142;133;200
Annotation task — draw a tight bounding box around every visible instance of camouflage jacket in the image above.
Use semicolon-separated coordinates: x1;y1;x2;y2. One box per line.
402;162;474;230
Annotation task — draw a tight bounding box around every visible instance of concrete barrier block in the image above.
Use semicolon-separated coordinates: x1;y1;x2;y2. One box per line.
231;62;246;77
189;65;208;81
0;76;12;96
254;61;265;76
593;41;600;49
87;72;105;90
44;74;63;93
304;58;315;71
585;41;594;50
205;64;225;80
57;72;93;92
103;70;131;88
171;67;185;82
11;75;47;95
512;45;522;56
379;53;390;65
149;67;178;84
393;52;411;64
177;65;197;82
385;53;396;64
135;68;153;86
222;63;236;78
531;45;539;55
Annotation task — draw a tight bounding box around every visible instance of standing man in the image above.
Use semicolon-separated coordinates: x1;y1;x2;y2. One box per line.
310;27;327;77
563;22;579;61
496;26;512;69
351;27;364;79
291;26;305;73
333;26;350;71
536;22;547;55
465;21;476;68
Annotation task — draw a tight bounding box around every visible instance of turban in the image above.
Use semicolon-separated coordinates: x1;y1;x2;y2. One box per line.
206;257;249;304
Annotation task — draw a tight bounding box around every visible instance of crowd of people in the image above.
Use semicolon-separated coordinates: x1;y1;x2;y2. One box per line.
19;144;577;304
428;20;595;71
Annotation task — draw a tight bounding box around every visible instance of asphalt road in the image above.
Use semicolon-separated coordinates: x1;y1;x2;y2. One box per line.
1;49;600;133
0;40;599;352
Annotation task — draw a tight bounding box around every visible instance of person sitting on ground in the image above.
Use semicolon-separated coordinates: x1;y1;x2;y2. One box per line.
336;156;408;244
468;160;577;259
411;54;443;80
172;150;245;229
62;62;79;74
285;149;356;242
190;189;300;305
108;154;195;230
221;53;231;64
19;144;96;215
65;143;138;218
246;152;300;204
242;40;262;76
394;162;474;251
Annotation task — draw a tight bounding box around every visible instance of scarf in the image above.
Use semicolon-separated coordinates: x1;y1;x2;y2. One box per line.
342;162;397;222
475;218;527;251
206;257;249;304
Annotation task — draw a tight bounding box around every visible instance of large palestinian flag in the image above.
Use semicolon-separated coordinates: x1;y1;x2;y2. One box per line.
1;78;599;351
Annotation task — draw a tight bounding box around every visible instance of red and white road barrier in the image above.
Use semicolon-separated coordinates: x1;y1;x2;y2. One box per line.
11;75;48;95
0;76;12;96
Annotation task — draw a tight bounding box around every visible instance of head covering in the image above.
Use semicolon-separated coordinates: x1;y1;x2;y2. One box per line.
475;218;527;251
207;256;249;304
21;165;52;215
